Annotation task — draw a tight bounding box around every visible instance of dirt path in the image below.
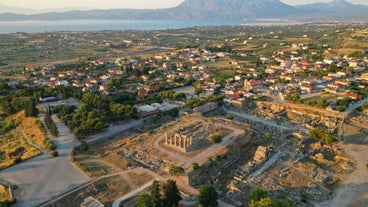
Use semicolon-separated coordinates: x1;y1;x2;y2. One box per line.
316;144;368;207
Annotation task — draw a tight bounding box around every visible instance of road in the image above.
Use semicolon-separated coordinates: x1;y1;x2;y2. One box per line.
344;98;368;115
84;119;145;144
0;114;90;207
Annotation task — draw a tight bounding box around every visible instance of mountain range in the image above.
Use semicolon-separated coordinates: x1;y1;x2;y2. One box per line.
0;0;367;21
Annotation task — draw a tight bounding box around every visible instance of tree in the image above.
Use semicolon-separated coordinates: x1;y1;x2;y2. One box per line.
162;180;181;207
264;133;272;139
24;99;38;117
0;79;10;94
309;128;337;144
249;187;269;202
210;135;222;143
168;108;179;117
194;83;204;95
80;141;89;151
250;197;293;207
150;180;161;207
50;150;59;158
136;193;153;207
169;165;184;176
192;163;200;170
198;185;218;207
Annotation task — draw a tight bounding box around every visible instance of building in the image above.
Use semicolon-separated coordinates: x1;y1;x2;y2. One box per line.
137;105;161;118
165;121;213;152
361;73;368;81
193;102;219;114
244;80;263;91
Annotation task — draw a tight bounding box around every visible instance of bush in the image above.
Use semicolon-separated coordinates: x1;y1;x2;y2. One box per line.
13;157;22;164
309;128;338;144
198;185;218;207
226;114;234;120
169;165;184;176
250;187;269;202
44;138;56;150
45;112;59;137
80;141;89;151
192;163;200;170
0;198;17;207
50;150;59;158
211;135;222;143
301;193;308;203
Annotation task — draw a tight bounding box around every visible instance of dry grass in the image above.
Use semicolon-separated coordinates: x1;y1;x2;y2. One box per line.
0;130;41;170
53;175;133;207
127;172;153;187
7;111;50;151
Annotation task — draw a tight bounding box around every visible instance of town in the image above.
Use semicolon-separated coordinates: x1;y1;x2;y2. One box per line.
0;22;368;207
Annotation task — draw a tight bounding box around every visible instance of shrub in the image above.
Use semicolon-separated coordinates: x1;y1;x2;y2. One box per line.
43;138;56;150
13;157;22;164
50;150;59;158
192;163;200;170
169;165;184;176
226;114;234;120
80;141;89;151
309;128;338;144
211;135;222;143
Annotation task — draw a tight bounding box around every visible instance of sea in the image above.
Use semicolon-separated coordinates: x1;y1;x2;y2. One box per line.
0;19;296;34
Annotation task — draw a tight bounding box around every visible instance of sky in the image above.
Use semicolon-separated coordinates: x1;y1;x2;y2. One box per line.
0;0;367;10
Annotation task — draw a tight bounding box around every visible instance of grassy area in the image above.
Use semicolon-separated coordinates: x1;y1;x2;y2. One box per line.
303;93;338;102
0;110;55;169
0;130;41;170
53;175;134;207
7;111;54;151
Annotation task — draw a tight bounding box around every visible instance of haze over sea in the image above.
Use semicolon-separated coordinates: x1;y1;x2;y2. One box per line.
0;19;295;34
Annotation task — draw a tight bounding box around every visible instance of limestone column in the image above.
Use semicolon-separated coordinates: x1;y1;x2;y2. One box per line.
184;137;187;148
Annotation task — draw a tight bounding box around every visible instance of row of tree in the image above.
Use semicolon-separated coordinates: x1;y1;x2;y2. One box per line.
0;95;38;118
136;180;181;207
136;180;220;207
45;107;59;137
184;95;224;109
249;187;293;207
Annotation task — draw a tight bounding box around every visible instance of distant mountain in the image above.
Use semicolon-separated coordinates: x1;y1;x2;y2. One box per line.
0;4;95;15
0;4;33;14
0;0;367;21
170;0;301;20
297;0;368;19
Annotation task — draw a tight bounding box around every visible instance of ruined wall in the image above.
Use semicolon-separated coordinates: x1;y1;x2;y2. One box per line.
238;101;341;130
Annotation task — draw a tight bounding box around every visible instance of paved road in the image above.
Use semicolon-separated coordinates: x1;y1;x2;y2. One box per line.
85;119;145;144
0;114;90;207
344;98;368;115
